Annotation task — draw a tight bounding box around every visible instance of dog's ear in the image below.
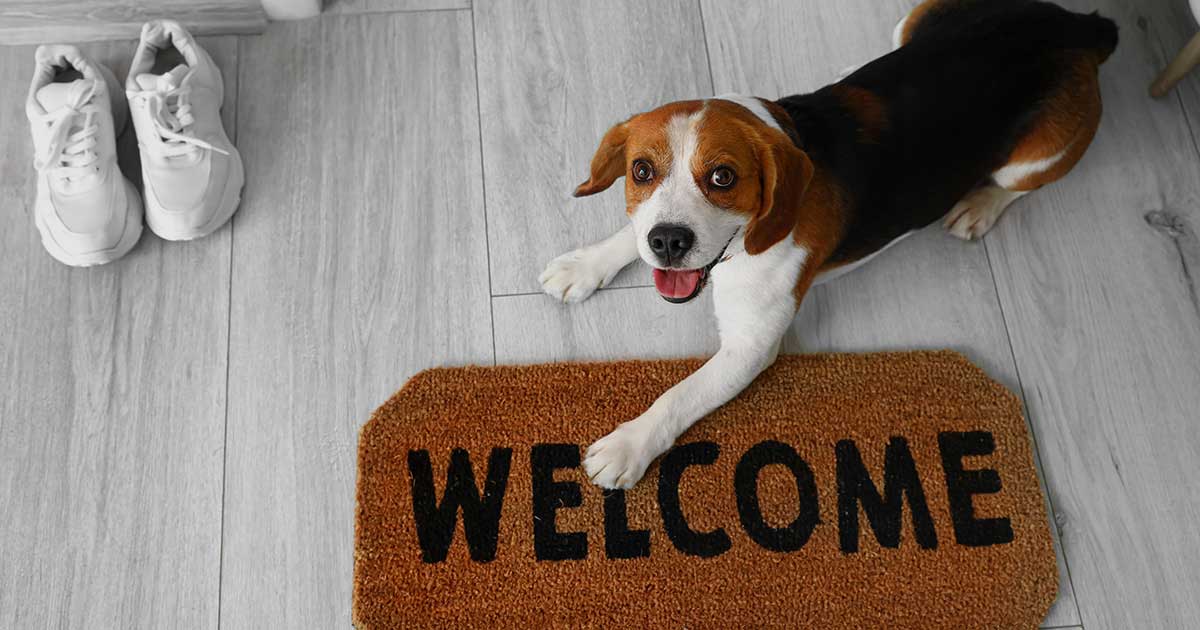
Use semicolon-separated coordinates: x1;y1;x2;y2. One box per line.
574;122;629;197
744;129;814;255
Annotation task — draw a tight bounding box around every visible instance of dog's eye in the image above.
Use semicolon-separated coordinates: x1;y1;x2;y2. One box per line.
710;166;736;189
632;160;654;183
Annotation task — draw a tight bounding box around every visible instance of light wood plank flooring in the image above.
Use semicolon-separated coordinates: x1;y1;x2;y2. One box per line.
220;12;492;630
1;37;238;628
0;1;265;45
1;1;1198;628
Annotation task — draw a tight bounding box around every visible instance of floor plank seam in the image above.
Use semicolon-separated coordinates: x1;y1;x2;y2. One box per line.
215;33;245;630
1149;23;1200;168
695;0;717;95
469;4;498;366
1146;24;1200;330
492;284;655;300
1174;85;1200;164
982;236;1085;626
319;5;470;18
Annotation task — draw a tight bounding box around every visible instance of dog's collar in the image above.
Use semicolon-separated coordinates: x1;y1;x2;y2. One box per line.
710;228;740;269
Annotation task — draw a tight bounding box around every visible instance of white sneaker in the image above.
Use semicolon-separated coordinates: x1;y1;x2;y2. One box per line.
26;45;143;266
126;20;244;241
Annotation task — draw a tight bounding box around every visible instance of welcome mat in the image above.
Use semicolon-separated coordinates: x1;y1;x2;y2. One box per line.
354;351;1057;629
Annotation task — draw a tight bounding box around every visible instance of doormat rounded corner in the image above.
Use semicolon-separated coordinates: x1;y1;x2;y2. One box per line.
354;351;1057;629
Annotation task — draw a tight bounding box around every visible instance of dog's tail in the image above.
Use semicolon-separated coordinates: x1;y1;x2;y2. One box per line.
1016;4;1119;65
907;1;1119;65
1068;11;1119;64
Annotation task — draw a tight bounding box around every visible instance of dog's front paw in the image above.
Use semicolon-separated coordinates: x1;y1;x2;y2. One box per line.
538;248;614;304
584;421;660;489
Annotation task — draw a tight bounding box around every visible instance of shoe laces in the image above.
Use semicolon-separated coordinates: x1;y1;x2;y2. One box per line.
131;71;228;160
34;82;101;182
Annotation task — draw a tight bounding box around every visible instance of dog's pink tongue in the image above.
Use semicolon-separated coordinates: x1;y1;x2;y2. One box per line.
653;268;702;299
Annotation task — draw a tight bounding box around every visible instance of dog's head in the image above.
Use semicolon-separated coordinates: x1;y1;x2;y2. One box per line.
574;99;814;303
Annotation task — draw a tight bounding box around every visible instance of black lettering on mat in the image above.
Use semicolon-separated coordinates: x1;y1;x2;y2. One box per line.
657;441;731;558
407;448;512;563
734;440;820;552
531;444;588;561
604;490;651;559
938;431;1014;547
836;437;938;553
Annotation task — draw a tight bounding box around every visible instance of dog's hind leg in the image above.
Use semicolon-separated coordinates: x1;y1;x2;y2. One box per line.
945;52;1103;241
943;185;1027;241
540;224;639;303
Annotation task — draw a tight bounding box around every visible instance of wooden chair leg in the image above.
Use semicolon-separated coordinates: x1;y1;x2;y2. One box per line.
1151;31;1200;98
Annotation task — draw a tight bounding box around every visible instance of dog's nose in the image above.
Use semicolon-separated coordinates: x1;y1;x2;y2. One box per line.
647;224;695;265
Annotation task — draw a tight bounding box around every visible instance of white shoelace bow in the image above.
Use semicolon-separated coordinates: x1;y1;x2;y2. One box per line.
34;82;101;182
132;74;229;159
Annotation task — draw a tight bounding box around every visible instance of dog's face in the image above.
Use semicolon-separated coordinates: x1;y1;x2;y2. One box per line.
574;100;814;303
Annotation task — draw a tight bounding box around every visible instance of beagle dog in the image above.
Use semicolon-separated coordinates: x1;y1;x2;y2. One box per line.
539;0;1118;489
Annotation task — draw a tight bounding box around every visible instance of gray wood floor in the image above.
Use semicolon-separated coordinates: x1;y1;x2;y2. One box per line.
0;1;265;45
1;1;1198;628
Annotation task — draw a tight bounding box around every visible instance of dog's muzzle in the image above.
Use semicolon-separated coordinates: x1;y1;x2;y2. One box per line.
651;231;738;304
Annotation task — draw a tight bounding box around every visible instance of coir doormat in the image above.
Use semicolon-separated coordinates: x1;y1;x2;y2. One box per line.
354;351;1057;629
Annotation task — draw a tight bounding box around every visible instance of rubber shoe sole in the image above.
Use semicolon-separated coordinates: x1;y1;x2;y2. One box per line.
35;179;144;267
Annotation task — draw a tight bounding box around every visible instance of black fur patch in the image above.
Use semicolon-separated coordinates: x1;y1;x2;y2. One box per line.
773;0;1118;265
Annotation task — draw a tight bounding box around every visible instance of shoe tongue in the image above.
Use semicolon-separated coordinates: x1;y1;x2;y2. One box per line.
134;63;190;92
36;79;96;111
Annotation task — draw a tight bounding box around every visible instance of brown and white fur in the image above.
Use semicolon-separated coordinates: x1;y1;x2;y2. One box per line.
539;0;1116;489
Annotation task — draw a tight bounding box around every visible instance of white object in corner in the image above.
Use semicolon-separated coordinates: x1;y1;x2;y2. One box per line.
261;0;321;20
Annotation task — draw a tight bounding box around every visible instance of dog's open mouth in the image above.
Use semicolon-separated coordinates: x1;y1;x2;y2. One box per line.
652;230;738;304
652;239;734;304
653;266;709;303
